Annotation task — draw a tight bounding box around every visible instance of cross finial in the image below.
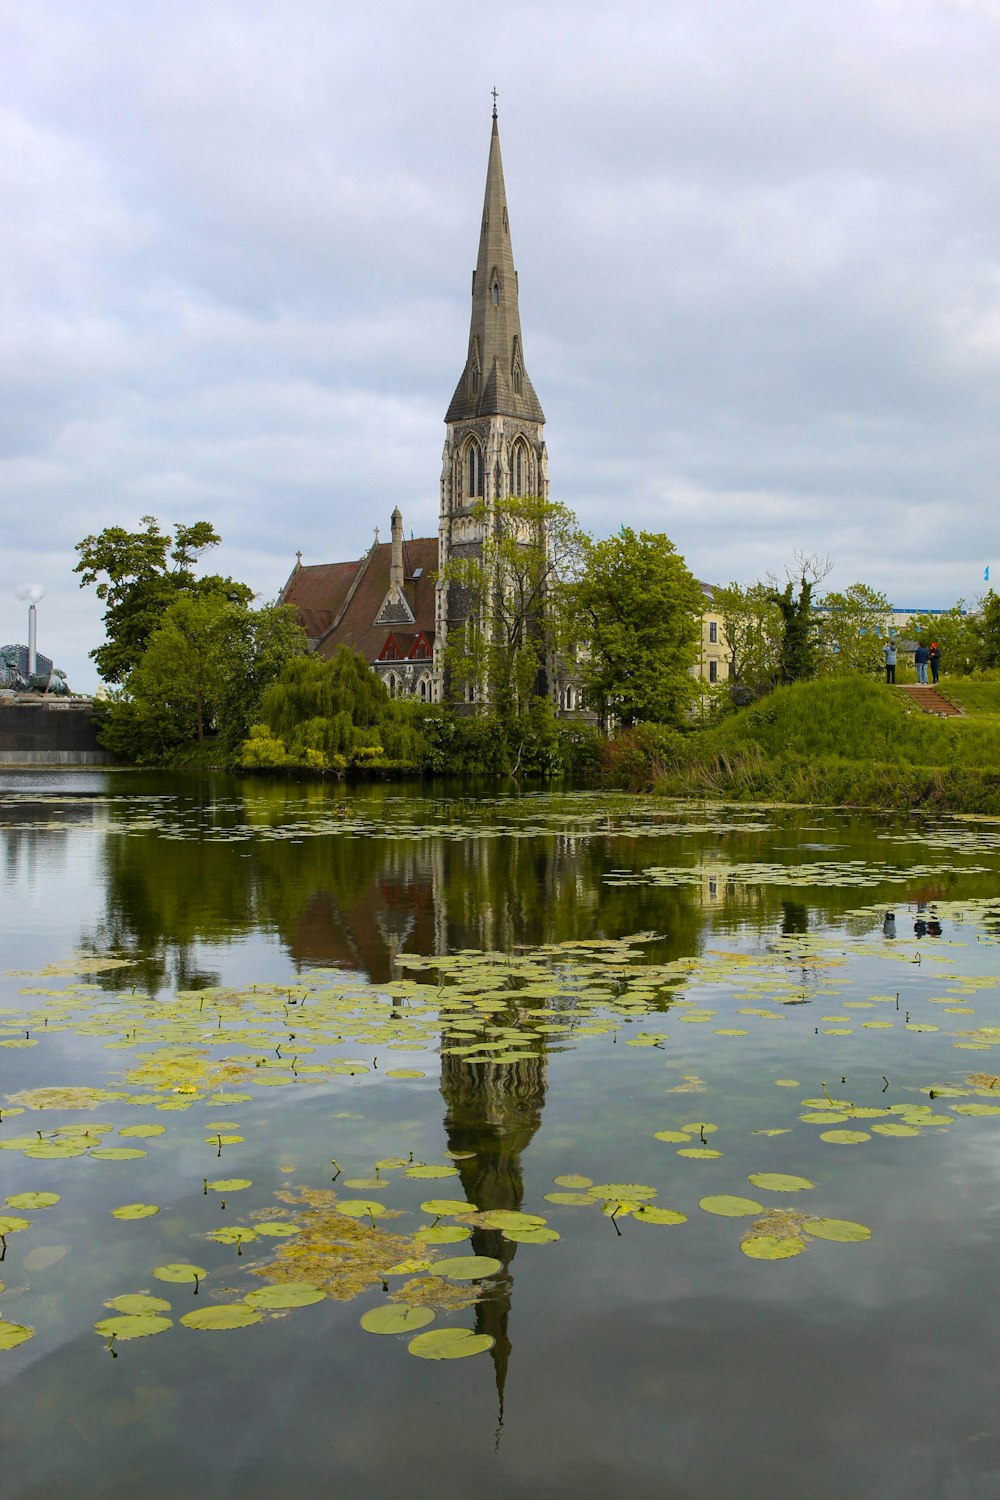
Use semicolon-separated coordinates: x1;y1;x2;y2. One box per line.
295;549;302;565
491;87;498;120
374;525;380;543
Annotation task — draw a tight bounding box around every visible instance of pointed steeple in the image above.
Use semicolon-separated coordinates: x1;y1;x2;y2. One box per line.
446;109;544;424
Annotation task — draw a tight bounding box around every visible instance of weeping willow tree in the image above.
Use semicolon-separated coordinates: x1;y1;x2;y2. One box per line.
239;649;427;771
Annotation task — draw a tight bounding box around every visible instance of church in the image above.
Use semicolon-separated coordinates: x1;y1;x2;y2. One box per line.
279;105;557;707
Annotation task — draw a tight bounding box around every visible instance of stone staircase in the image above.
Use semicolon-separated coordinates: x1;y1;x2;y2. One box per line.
897;684;962;717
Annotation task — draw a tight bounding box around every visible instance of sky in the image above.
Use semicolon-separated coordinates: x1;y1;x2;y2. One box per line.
3;0;1000;692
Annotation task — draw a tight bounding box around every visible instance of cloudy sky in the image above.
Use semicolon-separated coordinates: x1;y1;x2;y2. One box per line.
4;0;1000;690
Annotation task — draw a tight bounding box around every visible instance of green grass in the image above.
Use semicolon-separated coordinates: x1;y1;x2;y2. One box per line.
936;679;1000;717
646;676;1000;813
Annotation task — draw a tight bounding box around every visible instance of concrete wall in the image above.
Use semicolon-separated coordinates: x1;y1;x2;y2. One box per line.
0;698;116;765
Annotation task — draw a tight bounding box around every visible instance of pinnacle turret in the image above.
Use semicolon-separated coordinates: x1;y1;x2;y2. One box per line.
445;112;544;425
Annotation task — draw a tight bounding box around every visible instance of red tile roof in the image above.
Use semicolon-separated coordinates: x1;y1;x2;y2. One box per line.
282;538;439;662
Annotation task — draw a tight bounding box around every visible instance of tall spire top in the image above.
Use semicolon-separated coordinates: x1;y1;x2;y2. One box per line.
491;86;498;120
445;110;544;425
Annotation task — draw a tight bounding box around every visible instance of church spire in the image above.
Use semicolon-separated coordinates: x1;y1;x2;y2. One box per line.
445;107;544;424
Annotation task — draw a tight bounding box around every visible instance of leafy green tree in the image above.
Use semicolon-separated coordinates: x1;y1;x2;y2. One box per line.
815;583;892;677
902;601;978;676
75;515;252;683
573;527;705;726
247;649;427;769
768;576;817;684
713;581;783;691
978;591;1000;669
440;495;586;719
212;602;306;754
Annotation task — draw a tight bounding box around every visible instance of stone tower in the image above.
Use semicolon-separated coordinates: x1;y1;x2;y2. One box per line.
434;104;549;697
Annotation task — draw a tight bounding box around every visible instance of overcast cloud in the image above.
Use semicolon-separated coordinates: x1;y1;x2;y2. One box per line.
3;0;1000;690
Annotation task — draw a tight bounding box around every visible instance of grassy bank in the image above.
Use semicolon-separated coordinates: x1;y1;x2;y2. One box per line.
643;676;1000;813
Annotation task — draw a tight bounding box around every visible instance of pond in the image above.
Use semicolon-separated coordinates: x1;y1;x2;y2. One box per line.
2;772;1000;1500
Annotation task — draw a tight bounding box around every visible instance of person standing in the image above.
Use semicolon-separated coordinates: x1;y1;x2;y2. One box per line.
929;640;941;685
883;637;897;684
914;642;929;684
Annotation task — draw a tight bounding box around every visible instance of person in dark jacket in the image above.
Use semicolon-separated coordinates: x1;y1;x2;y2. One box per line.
929;640;941;684
914;643;930;684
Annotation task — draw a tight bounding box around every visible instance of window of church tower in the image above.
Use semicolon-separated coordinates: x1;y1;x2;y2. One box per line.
492;281;500;305
513;441;527;496
468;442;484;499
513;365;522;396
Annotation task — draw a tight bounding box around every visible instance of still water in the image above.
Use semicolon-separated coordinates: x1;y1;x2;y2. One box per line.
2;773;1000;1500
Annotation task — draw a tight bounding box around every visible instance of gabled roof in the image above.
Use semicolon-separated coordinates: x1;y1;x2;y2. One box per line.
282;538;439;663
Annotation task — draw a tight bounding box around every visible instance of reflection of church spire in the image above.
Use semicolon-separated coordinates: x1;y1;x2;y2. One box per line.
440;1050;548;1434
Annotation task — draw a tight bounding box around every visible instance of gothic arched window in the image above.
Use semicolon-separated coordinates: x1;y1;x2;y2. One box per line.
467;442;484;499
492;280;500;306
512;440;528;497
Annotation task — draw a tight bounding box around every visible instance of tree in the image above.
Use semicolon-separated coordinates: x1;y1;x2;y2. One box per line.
815;583;892;677
212;602;307;754
573;527;705;726
766;555;831;685
75;515;253;682
978;591;1000;669
440;495;586;718
713;581;784;692
904;602;978;676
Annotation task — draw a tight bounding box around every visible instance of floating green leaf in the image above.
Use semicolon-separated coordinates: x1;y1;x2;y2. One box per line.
111;1203;160;1220
0;1321;35;1351
0;1216;30;1234
700;1196;765;1217
501;1226;560;1243
181;1304;261;1331
408;1327;494;1360
6;1192;59;1210
819;1130;870;1145
632;1206;687;1225
430;1255;502;1280
747;1174;815;1193
244;1283;325;1308
740;1234;806;1260
94;1314;171;1340
105;1294;171;1314
205;1178;252;1192
419;1199;477;1216
803;1218;872;1243
552;1174;592;1189
153;1263;206;1285
360;1304;435;1334
543;1192;593;1206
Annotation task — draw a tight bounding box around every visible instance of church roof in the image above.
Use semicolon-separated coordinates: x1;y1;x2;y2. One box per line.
445;112;544;425
282;538;438;662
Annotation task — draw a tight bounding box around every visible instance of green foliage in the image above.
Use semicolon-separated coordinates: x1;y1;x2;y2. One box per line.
905;602;978;676
75;515;253;683
638;675;1000;813
713;582;783;691
768;574;817;684
97;595;305;764
240;650;428;773
418;699;600;777
975;591;1000;669
574;527;704;726
815;584;892;678
441;495;585;716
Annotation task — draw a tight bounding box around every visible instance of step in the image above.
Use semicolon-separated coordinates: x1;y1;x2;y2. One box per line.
897;685;962;716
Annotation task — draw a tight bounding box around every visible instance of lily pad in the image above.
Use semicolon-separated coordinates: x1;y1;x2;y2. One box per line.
747;1173;815;1193
244;1283;325;1308
632;1206;687;1225
700;1195;765;1217
588;1183;656;1201
677;1148;723;1159
0;1216;30;1234
419;1199;477;1216
414;1225;469;1244
408;1327;494;1360
205;1178;252;1192
740;1234;806;1260
552;1174;592;1189
153;1263;206;1285
803;1218;872;1243
405;1165;459;1180
111;1203;160;1220
181;1304;261;1331
653;1130;691;1143
94;1314;171;1340
337;1200;391;1220
430;1255;502;1280
6;1192;59;1210
105;1294;171;1314
501;1226;560;1243
0;1322;35;1351
89;1147;147;1161
819;1130;870;1145
254;1222;300;1238
360;1304;435;1334
543;1192;594;1206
